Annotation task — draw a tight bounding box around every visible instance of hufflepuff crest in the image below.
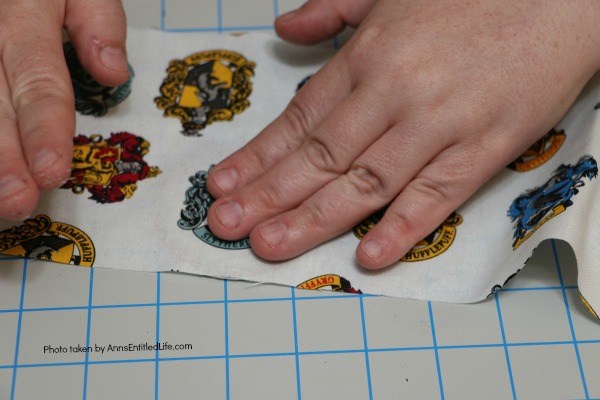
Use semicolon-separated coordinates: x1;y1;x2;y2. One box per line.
354;210;462;262
155;50;255;136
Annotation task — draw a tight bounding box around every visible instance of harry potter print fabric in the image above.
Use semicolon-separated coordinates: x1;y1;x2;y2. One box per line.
1;29;599;319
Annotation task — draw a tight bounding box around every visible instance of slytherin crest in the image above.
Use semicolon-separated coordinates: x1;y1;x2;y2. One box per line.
178;169;250;249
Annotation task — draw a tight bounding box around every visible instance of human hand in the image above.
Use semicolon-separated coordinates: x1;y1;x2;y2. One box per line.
206;0;600;269
0;0;128;220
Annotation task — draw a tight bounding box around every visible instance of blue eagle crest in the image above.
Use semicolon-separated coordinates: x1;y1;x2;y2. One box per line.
508;155;597;245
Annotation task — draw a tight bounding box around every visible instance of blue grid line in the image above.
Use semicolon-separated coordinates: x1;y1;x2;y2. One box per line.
3;336;600;370
501;285;578;291
495;292;517;400
0;292;372;314
160;0;166;30
0;271;583;312
290;287;302;400
508;340;597;347
358;295;373;400
273;0;279;18
82;267;95;400
9;259;26;400
217;0;223;33
155;272;161;400
224;280;230;400
427;301;445;400
333;36;340;50
164;25;274;33
551;240;589;399
0;281;583;314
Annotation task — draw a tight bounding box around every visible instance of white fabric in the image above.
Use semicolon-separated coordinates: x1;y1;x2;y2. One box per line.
1;28;599;316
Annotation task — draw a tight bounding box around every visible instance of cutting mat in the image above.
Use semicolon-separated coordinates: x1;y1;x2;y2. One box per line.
1;0;599;399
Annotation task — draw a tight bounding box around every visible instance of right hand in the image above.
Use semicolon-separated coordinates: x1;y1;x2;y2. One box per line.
0;0;129;220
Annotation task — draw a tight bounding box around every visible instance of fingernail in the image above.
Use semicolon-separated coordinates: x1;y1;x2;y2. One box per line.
278;9;300;23
362;238;384;260
31;149;61;175
212;168;239;194
215;201;243;229
99;46;129;72
0;176;27;202
259;221;287;247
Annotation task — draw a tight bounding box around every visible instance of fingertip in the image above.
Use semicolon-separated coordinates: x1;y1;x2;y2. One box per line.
0;175;39;221
274;4;345;45
206;198;244;240
74;40;130;87
356;236;396;270
29;146;73;189
207;166;239;198
249;220;292;261
65;0;129;87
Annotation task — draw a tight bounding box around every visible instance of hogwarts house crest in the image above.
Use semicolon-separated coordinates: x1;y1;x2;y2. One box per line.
64;42;134;117
155;50;255;136
0;215;95;267
297;274;362;294
354;210;462;262
508;155;597;249
178;169;250;249
580;295;599;320
508;129;566;172
296;75;312;92
61;132;161;204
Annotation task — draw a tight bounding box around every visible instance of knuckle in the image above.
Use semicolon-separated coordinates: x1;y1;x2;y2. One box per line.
345;165;387;198
301;202;329;231
254;182;284;212
350;25;384;61
282;96;315;138
303;137;341;175
385;208;416;237
12;69;72;112
408;174;452;204
241;145;269;173
0;97;15;120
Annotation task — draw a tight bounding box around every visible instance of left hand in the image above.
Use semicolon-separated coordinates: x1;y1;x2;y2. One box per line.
206;0;600;269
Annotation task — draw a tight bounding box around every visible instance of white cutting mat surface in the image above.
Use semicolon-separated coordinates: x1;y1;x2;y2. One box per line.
1;1;599;399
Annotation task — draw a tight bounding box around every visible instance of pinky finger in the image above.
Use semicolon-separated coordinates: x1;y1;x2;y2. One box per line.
356;146;500;269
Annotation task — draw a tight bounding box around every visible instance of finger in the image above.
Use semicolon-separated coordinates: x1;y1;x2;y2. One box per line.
2;2;75;188
206;56;352;197
356;142;505;269
207;86;390;240
246;121;452;261
275;0;377;45
65;0;129;87
0;65;39;220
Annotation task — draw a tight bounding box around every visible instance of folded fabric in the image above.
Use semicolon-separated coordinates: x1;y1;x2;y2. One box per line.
1;28;599;319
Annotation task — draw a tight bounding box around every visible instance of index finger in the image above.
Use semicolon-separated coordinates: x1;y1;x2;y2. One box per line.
206;55;352;197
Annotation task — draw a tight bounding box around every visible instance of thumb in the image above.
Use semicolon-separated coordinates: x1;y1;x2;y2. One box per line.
64;0;129;87
275;0;377;45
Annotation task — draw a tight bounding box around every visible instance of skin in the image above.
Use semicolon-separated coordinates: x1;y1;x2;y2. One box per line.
0;0;128;220
1;0;599;270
